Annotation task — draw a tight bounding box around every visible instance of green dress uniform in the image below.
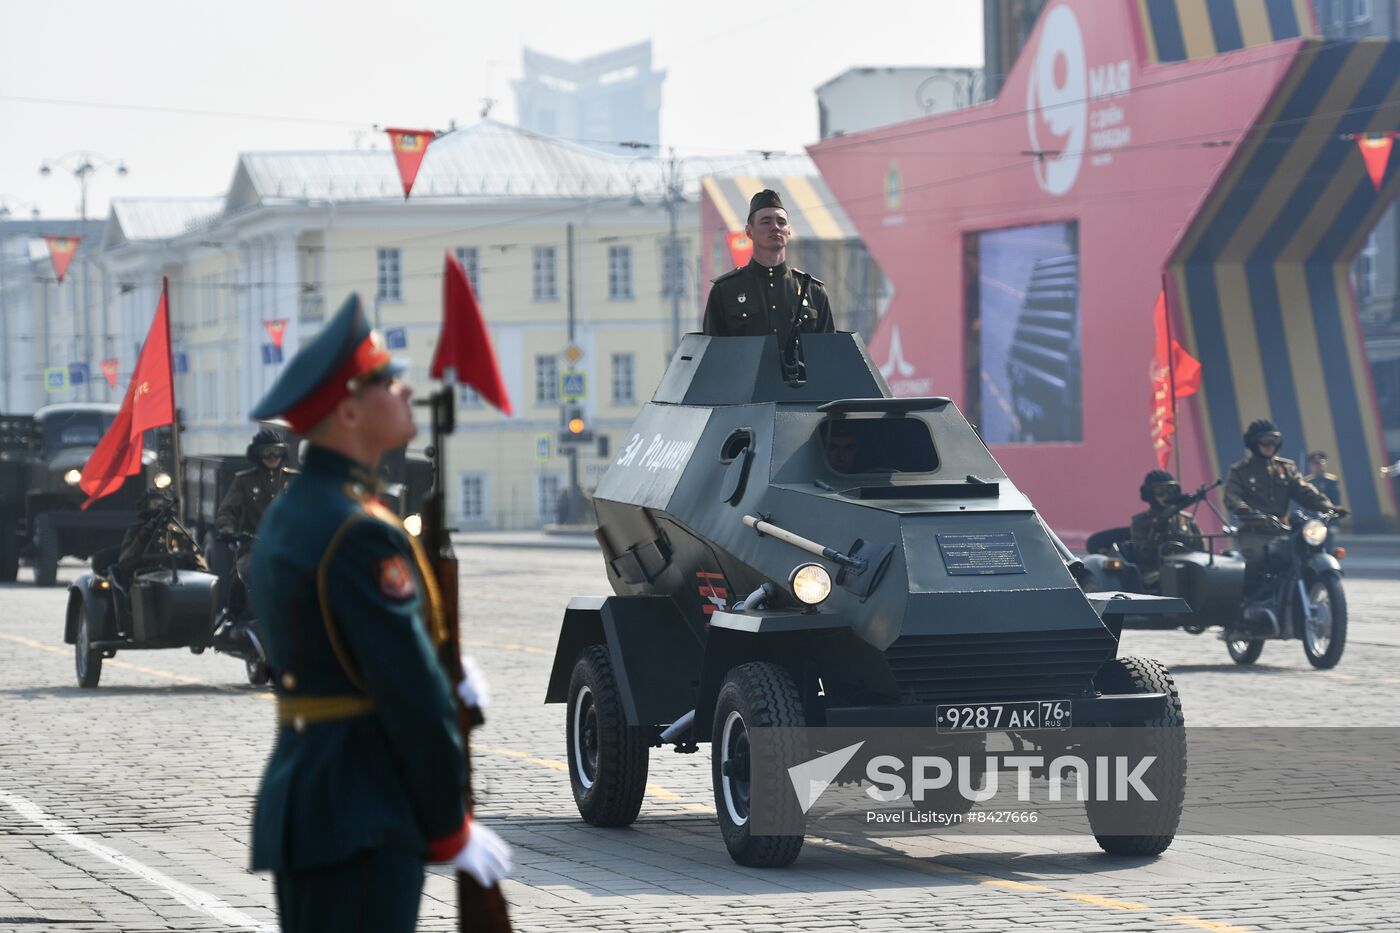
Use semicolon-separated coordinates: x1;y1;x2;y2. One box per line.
702;259;833;340
1224;453;1334;594
248;295;468;933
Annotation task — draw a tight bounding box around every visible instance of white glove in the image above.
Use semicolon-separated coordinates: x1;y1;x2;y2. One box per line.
452;821;513;887
457;655;491;711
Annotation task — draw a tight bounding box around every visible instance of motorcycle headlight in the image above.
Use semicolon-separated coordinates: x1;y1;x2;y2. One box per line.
789;563;832;606
1301;520;1327;547
63;469;82;486
402;513;423;537
153;472;173;489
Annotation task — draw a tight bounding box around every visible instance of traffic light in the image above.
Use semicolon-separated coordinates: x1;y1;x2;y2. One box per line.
558;405;593;446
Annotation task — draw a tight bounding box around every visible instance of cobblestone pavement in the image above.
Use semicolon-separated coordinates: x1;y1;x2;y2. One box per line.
1;546;1397;932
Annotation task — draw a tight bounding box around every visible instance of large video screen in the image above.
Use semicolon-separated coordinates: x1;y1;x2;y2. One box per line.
966;222;1081;444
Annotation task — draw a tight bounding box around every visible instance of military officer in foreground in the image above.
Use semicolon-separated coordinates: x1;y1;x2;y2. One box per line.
702;188;834;340
248;294;510;932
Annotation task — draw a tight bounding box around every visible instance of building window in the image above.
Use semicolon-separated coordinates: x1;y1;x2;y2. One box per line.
608;245;633;299
459;474;486;522
535;354;558;405
455;247;480;292
1351;0;1370;25
1353;232;1378;306
532;246;558;301
377;248;402;302
201;275;219;325
611;352;635;405
201;365;218;422
536;473;564;522
458;385;484;408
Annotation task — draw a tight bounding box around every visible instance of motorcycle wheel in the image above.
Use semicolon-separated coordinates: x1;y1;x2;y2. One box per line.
1301;571;1347;670
244;626;270;685
75;600;103;688
1226;638;1264;665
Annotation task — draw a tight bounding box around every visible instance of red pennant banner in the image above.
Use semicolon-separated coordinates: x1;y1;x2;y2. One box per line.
726;231;753;268
1148;286;1202;470
385;127;434;200
431;251;513;415
263;318;288;350
44;236;79;283
1357;133;1397;192
100;359;119;387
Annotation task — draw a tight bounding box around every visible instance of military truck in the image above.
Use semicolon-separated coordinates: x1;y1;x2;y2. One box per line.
0;404;166;586
546;333;1185;867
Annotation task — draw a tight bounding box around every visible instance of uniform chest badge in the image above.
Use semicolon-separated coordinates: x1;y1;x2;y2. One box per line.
737;293;747;304
378;555;416;601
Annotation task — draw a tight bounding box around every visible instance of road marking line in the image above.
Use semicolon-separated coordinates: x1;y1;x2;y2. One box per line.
463;639;550;655
0;633;274;697
0;786;276;933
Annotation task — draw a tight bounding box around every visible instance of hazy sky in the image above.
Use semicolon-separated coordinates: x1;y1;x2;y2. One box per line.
0;0;982;221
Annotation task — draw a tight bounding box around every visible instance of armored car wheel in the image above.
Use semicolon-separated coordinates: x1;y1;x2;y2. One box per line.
712;662;806;868
1301;572;1346;670
566;645;648;827
1085;656;1185;857
1226;638;1264;665
74;598;103;689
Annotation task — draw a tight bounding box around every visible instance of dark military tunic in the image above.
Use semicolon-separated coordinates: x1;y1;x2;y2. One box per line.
216;465;295;539
1129;507;1204;569
702;259;833;340
1224;454;1333;520
250;445;466;930
1305;471;1342;508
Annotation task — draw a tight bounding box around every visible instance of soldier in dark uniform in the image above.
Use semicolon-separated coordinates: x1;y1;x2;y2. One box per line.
702;189;834;340
1129;469;1204;588
1304;451;1342;508
1224;419;1344;597
248;294;510;932
215;427;295;610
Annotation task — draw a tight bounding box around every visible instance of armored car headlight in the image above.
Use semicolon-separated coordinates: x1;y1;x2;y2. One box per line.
1301;519;1327;547
789;563;832;606
403;513;423;537
153;472;173;489
63;469;82;486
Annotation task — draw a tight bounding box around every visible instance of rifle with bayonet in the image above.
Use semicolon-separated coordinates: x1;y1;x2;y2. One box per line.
420;384;513;933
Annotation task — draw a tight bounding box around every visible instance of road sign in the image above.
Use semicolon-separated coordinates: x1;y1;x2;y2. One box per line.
44;368;67;393
561;371;586;400
68;362;89;386
535;433;551;462
563;343;584;365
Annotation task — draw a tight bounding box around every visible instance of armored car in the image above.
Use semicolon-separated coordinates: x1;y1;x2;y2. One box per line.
546;334;1185;866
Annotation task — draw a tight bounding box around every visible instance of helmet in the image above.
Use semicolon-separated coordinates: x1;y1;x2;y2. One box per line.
138;489;172;519
1140;469;1179;503
247;427;289;465
1243;418;1282;456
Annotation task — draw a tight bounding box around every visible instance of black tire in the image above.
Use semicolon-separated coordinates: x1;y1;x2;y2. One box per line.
75;597;103;688
1086;656;1185;857
712;662;806;868
0;518;18;582
1301;571;1347;670
34;515;59;587
1226;638;1265;665
244;624;270;685
565;645;648;827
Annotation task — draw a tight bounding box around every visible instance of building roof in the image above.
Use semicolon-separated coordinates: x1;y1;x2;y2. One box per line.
103;198;223;249
224;119;821;210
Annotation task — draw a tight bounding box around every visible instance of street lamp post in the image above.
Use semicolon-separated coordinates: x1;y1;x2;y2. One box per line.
39;151;128;402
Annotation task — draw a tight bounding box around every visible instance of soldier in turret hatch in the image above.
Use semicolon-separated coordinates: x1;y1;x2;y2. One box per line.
703;189;834;341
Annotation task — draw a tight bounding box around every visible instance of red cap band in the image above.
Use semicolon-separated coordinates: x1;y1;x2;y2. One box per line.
281;334;391;433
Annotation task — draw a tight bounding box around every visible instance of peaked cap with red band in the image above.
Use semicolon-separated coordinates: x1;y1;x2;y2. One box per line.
251;293;403;433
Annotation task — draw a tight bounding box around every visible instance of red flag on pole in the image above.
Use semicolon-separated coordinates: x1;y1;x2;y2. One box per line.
263;318;288;350
726;231;753;268
100;359;119;387
1148;285;1202;470
431;252;512;415
385;127;434;200
44;236;79;283
79;280;177;508
1357;133;1396;192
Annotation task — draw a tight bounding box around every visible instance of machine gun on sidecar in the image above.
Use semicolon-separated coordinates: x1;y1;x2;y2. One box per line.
545;333;1188;867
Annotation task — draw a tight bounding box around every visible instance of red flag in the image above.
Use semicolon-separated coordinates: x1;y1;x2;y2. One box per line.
431;252;512;415
100;359;119;387
1357;133;1396;192
385;127;434;200
726;231;753;268
263;318;288;350
1149;287;1201;469
79;281;176;508
44;236;79;283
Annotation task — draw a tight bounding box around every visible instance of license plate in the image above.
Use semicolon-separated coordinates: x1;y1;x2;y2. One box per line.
935;700;1072;733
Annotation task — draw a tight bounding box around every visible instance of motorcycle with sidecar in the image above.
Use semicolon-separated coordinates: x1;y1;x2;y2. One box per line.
1080;482;1347;669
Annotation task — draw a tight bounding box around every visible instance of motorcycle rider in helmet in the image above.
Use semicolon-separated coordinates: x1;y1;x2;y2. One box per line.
113;489;206;586
1130;469;1204;589
215;429;295;584
1224;419;1343;600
